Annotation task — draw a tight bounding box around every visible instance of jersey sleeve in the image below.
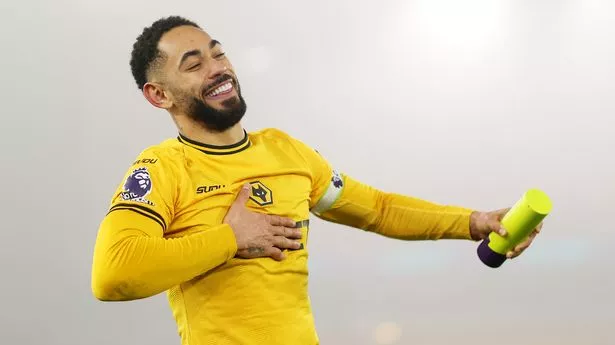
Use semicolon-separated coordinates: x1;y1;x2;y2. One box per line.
107;148;176;233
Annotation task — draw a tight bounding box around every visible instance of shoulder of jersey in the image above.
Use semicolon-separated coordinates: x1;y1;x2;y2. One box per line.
133;138;186;164
250;127;303;146
249;127;320;156
250;127;290;139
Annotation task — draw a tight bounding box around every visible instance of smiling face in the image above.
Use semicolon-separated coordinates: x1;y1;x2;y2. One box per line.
143;25;247;132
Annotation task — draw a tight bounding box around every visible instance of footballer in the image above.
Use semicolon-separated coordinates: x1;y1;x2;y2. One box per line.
91;16;542;345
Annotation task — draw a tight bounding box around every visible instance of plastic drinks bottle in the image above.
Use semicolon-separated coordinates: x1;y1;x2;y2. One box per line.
477;189;553;268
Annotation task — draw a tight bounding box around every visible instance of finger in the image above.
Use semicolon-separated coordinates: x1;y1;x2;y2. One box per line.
267;215;297;228
266;247;286;261
507;246;524;259
271;235;302;250
269;226;302;239
507;237;534;258
508;247;526;259
487;219;508;237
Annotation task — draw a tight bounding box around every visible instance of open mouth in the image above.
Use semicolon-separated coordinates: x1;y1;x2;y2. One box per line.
204;79;235;100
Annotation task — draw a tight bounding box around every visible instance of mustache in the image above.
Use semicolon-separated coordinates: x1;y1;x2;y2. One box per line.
202;74;236;96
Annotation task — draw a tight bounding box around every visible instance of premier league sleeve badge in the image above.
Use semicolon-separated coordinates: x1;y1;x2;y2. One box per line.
119;167;155;206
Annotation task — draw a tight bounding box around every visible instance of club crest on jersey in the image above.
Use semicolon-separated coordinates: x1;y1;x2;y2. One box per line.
249;181;273;207
331;170;343;189
120;167;154;206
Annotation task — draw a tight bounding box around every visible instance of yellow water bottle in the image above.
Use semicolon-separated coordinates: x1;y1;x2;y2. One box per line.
477;189;553;268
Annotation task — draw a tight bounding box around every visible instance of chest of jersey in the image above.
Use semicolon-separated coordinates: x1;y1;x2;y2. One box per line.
167;145;314;239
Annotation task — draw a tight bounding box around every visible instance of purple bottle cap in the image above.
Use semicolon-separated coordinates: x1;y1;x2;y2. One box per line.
477;237;508;268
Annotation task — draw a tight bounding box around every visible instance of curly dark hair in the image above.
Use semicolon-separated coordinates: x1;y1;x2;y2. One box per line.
130;16;201;90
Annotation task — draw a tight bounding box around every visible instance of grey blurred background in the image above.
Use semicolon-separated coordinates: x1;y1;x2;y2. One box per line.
1;0;613;344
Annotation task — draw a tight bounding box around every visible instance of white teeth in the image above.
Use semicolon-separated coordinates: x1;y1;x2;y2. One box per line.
207;82;233;97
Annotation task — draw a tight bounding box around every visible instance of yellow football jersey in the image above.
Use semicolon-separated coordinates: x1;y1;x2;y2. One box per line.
91;127;475;345
101;128;340;345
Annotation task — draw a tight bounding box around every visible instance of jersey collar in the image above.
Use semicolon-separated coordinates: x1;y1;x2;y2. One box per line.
177;130;251;155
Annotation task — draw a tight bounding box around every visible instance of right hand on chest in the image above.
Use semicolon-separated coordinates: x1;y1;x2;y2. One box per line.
223;184;303;261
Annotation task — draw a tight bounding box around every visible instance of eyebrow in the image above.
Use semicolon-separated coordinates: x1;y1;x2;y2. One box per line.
179;49;201;68
178;39;222;68
209;39;221;49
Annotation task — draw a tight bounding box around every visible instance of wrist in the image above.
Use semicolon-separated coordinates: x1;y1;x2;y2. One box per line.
220;223;240;258
469;211;483;241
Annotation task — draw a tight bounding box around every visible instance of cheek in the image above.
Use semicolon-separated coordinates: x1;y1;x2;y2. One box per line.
229;66;238;78
171;82;202;102
221;60;235;75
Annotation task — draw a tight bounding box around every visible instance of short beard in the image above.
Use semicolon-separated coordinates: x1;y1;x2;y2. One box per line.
184;77;247;132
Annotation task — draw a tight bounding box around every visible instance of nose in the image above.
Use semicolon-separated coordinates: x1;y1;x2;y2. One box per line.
207;58;228;81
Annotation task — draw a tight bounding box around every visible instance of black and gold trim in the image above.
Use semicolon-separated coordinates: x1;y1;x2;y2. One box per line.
293;219;310;250
294;219;310;229
177;130;251;155
108;203;167;231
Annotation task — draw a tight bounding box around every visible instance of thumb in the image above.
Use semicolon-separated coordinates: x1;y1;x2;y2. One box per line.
495;207;511;221
234;183;252;205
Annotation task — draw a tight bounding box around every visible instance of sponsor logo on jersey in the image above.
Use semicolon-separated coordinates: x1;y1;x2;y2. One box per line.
132;158;158;165
249;181;273;206
196;184;226;194
120;167;154;206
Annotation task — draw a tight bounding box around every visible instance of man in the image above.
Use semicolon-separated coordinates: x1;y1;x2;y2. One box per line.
90;16;542;345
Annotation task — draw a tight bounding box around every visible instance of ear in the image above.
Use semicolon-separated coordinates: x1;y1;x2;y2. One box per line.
142;82;173;109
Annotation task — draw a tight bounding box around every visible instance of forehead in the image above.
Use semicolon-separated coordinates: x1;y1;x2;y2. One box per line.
158;25;214;61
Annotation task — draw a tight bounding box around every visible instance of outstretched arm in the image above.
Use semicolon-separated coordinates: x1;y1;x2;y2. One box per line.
311;176;541;258
311;172;477;241
283;133;478;241
282;131;539;257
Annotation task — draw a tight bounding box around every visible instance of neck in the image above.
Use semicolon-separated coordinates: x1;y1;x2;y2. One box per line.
175;118;245;147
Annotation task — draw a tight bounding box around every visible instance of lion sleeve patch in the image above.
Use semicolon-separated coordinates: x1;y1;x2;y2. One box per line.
106;149;174;232
119;167;155;206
